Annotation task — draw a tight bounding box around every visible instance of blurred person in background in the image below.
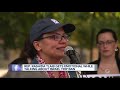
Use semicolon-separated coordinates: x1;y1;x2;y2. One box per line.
82;28;120;75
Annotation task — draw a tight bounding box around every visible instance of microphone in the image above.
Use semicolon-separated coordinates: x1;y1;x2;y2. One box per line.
65;46;80;64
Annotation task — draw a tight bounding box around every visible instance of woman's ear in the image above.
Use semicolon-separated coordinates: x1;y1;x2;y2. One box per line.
33;41;41;51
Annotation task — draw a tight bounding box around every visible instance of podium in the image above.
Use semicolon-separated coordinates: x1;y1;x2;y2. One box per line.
78;74;120;78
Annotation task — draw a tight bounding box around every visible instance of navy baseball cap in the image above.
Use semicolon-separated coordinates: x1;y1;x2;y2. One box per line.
30;18;75;43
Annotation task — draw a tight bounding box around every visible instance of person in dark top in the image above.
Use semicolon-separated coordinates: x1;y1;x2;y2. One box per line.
82;28;120;75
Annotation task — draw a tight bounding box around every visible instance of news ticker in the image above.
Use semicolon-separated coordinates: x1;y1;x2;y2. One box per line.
9;64;97;72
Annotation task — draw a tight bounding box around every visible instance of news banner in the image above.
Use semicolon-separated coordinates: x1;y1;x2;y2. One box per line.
9;64;120;78
9;64;97;72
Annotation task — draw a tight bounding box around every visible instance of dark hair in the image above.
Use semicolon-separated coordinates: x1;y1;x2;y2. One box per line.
10;37;37;64
96;28;119;60
96;28;118;43
20;37;36;60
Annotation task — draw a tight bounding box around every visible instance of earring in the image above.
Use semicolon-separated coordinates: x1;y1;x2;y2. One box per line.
115;48;118;51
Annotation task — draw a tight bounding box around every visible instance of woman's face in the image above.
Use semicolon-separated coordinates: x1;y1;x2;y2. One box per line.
34;27;69;59
97;32;117;57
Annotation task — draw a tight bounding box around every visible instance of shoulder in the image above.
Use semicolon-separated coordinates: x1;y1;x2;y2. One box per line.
81;60;99;75
88;60;100;64
31;58;39;64
10;57;28;64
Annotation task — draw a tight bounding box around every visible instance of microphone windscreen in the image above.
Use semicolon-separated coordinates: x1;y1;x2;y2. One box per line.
64;46;80;64
65;46;74;52
64;46;74;54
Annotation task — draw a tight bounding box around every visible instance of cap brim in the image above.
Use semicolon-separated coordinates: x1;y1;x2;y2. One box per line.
63;24;75;33
41;23;75;34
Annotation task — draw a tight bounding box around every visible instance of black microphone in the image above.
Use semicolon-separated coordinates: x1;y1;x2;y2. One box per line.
65;46;80;64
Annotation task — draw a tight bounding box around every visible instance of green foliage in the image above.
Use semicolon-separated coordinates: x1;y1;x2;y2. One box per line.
0;12;120;51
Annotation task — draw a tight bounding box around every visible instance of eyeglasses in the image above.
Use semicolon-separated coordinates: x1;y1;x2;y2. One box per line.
41;33;70;41
97;40;116;46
